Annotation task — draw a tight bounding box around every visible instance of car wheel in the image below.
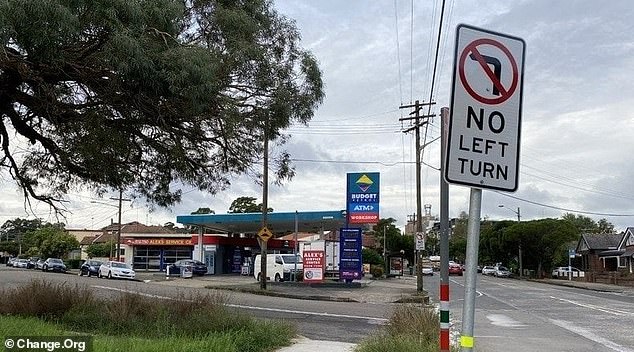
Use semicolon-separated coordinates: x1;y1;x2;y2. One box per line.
274;273;281;282
256;273;261;282
78;270;83;276
87;271;91;277
42;265;47;272
98;271;101;278
107;271;112;279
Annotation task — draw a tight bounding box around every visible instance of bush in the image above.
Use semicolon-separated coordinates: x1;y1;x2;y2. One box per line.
370;265;384;279
357;306;449;352
0;280;94;318
65;259;82;269
362;248;384;266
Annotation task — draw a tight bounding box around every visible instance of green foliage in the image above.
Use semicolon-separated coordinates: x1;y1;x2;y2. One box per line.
228;196;272;213
65;259;82;269
85;241;113;258
0;218;44;242
31;226;80;259
1;280;296;352
357;306;446;352
0;0;323;211
370;265;384;278
362;248;384;265
190;208;215;215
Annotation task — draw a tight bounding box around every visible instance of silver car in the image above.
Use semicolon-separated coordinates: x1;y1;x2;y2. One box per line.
494;266;511;278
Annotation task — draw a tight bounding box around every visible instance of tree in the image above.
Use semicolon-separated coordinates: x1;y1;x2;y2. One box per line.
191;208;215;215
25;225;79;259
0;0;323;211
561;213;597;233
228;196;272;213
0;218;43;242
362;248;384;266
85;241;113;258
597;218;615;234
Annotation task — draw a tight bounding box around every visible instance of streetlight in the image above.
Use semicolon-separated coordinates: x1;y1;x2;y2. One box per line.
498;204;522;278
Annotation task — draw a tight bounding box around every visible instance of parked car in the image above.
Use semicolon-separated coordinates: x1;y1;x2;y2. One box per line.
481;266;496;275
168;259;208;276
494;266;511;278
477;265;482;273
422;267;434;276
6;257;16;267
99;261;135;280
449;263;463;276
79;260;103;277
13;258;28;268
42;258;67;272
26;257;39;269
551;267;585;279
35;259;45;270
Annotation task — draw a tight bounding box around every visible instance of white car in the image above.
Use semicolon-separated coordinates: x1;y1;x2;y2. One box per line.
481;266;496;275
13;258;28;268
494;266;511;278
98;261;135;280
422;267;434;276
551;267;584;279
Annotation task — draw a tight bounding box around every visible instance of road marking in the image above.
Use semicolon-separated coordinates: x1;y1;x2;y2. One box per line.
486;314;526;328
549;319;634;352
550;296;634;316
92;285;388;324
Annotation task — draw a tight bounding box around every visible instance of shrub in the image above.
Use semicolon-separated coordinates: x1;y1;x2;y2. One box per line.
370;265;384;279
0;280;94;318
65;259;82;269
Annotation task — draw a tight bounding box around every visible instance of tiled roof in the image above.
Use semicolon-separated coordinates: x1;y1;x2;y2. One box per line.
581;233;623;250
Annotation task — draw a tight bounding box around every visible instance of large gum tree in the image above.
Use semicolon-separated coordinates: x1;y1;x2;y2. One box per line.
0;0;323;211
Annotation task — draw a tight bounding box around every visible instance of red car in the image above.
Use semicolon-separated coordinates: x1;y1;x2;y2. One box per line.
449;264;463;276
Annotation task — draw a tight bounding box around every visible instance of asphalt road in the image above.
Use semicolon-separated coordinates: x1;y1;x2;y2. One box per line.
431;273;634;352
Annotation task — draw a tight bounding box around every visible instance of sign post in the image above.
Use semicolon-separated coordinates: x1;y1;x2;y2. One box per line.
445;24;525;352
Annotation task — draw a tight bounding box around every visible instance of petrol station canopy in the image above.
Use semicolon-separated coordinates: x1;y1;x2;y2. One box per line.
176;210;348;235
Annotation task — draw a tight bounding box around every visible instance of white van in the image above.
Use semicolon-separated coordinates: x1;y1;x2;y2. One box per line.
253;254;303;282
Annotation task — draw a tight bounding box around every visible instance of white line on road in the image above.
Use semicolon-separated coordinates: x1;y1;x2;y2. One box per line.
549;319;634;352
92;285;389;324
550;296;634;316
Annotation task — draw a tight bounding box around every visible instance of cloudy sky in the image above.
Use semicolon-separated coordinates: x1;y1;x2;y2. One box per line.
3;0;634;233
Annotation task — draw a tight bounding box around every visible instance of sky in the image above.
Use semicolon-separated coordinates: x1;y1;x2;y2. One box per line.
2;0;634;233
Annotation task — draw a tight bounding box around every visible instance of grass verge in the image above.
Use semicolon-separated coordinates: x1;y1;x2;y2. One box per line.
356;305;458;352
1;280;295;352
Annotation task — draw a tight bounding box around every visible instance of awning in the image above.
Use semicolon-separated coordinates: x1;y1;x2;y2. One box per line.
620;249;634;257
598;249;625;257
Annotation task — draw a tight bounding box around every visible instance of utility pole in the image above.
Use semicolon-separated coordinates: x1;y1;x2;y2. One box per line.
110;189;131;262
399;100;435;292
260;118;269;290
499;205;521;278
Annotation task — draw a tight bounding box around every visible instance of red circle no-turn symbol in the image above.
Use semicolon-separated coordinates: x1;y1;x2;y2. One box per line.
458;38;519;105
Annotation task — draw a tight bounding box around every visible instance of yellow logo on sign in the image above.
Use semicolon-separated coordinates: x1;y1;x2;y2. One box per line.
257;227;273;241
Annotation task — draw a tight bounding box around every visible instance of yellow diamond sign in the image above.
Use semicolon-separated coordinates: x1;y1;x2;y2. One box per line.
257;227;273;242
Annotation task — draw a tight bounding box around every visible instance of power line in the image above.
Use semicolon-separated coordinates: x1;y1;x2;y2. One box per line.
494;191;634;217
394;0;403;105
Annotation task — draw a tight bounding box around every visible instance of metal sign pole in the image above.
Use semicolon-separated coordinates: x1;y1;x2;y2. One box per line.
439;107;451;352
460;188;482;352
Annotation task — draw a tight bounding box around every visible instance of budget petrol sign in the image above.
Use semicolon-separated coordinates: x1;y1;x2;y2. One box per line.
347;172;379;224
445;24;525;191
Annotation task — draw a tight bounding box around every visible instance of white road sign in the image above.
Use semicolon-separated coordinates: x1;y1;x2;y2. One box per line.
445;24;525;191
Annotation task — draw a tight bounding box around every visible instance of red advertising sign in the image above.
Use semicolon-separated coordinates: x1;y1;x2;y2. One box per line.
303;250;325;283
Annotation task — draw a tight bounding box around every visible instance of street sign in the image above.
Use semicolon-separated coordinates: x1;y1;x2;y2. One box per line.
445;24;525;191
257;227;273;242
415;232;425;251
569;249;576;258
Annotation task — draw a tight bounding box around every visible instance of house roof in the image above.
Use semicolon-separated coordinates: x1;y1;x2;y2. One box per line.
79;236;97;245
578;233;623;251
101;221;175;234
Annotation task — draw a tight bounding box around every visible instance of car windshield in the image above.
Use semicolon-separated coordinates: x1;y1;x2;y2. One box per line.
112;262;130;268
49;259;63;264
281;255;302;264
88;261;102;266
498;266;508;271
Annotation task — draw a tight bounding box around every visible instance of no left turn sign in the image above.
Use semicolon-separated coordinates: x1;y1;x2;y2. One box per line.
445;24;525;192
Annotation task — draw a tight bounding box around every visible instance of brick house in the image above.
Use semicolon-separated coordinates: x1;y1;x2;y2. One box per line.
576;233;623;272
